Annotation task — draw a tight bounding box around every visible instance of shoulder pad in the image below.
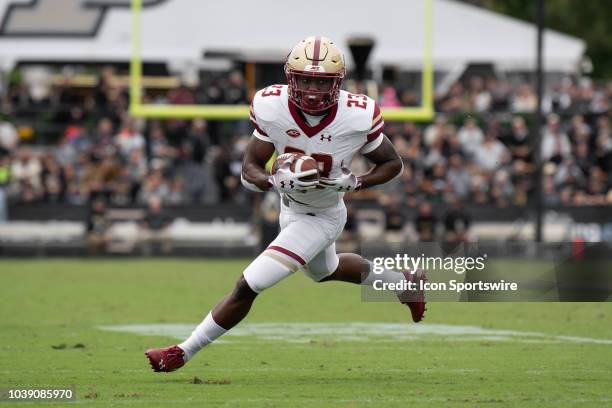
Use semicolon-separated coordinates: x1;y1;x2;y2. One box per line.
252;85;287;123
337;90;378;133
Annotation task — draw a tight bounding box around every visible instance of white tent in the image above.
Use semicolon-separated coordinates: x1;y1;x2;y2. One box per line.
0;0;585;73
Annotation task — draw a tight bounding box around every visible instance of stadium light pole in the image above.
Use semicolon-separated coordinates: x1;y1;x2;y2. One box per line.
533;0;545;243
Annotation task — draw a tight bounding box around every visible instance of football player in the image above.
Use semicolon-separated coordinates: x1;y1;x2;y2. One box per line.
146;36;427;372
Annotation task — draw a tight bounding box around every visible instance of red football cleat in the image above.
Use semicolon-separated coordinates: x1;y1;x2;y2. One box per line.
399;269;428;323
145;345;186;373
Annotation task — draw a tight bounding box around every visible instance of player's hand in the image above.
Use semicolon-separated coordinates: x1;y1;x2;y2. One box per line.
319;167;362;192
269;159;319;193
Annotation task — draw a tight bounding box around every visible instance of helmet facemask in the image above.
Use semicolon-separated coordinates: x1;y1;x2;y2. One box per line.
286;67;344;114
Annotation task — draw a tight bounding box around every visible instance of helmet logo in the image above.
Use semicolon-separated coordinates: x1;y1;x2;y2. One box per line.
304;65;325;72
286;129;301;138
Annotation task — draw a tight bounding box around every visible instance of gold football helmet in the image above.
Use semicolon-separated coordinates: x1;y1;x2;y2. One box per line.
285;36;346;114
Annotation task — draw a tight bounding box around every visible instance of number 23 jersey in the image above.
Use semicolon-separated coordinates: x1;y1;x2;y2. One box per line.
250;84;384;210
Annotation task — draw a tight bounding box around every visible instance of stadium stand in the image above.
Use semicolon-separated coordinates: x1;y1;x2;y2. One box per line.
0;65;610;253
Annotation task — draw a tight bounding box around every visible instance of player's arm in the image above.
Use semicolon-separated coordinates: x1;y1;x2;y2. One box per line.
241;136;275;192
319;136;402;192
321;100;401;192
359;135;403;189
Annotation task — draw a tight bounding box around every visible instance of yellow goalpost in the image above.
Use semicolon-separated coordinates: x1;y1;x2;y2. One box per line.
129;0;433;122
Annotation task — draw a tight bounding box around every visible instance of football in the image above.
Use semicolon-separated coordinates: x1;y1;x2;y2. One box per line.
271;152;319;182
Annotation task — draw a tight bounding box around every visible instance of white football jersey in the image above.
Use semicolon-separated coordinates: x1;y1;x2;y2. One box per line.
250;85;384;210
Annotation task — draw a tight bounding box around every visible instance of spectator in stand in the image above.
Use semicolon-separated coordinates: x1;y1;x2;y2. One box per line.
543;176;561;206
139;195;172;255
470;171;490;205
224;71;249;105
183;119;210;164
0;119;18;152
415;201;436;241
486;78;511;111
458;117;484;157
10;147;42;201
446;154;471;200
472;130;510;172
505;116;531;164
384;198;407;243
138;168;169;204
109;166;133;206
166;176;186;205
423;135;447;169
553;157;585;190
41;154;64;203
380;86;402;108
0;153;9;223
92;117;116;148
127;149;148;202
541;113;571;164
115;117;145;159
575;141;594;175
94;66;117;108
490;170;515;207
568;114;591;144
438;82;470;113
430;162;448;201
86;196;110;255
424;116;447;146
511;83;537;113
148;122;177;169
468;77;492;112
594;117;612;173
167;83;196;140
586;167;608;205
443;198;470;243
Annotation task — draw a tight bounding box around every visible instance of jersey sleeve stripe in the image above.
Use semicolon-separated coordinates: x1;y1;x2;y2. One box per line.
370;117;384;132
371;113;383;127
371;103;381;123
361;133;384;154
367;121;384;140
250;118;269;137
253;129;272;142
367;127;383;142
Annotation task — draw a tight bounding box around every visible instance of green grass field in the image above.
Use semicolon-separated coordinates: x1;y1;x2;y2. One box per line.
1;259;611;407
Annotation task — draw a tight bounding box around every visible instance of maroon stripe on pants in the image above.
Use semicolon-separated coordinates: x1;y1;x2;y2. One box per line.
268;245;306;265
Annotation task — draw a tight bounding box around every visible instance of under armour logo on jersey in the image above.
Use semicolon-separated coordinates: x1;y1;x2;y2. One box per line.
0;0;166;37
320;134;332;142
280;180;295;189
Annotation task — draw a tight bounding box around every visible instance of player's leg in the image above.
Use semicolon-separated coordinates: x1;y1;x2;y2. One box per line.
311;250;405;287
311;250;427;322
177;251;296;359
145;251;295;372
146;210;330;372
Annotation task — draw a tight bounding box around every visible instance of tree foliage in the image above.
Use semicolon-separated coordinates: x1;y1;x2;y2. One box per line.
467;0;612;79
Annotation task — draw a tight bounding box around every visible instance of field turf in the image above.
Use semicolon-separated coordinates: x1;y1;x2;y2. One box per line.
1;259;611;407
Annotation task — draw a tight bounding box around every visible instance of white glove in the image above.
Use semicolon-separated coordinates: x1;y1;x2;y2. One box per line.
319;167;362;192
270;159;319;193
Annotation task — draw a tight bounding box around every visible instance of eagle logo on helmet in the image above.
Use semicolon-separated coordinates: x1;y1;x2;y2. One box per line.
285;36;346;114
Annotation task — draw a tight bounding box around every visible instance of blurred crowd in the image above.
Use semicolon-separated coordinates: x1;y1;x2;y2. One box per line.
0;66;611;225
0;67;251;211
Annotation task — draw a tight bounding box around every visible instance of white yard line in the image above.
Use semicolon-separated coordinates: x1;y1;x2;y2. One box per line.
99;323;612;345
